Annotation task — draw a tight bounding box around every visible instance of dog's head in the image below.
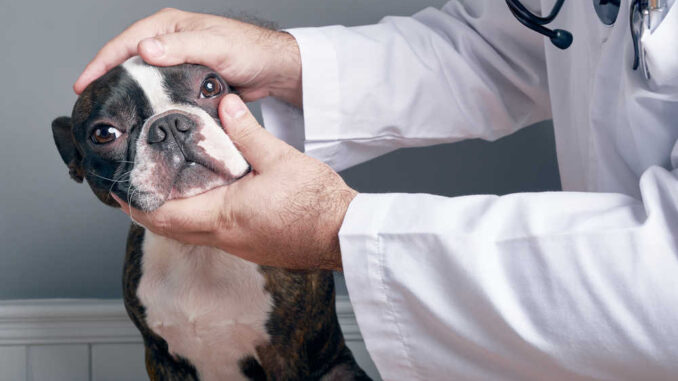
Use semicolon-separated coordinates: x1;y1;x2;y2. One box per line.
52;57;250;211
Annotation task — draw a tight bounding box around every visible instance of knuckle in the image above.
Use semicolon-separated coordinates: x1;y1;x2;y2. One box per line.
152;214;172;235
158;7;179;15
217;205;236;232
233;125;258;144
98;41;122;60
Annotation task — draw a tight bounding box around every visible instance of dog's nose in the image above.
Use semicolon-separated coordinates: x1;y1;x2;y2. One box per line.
147;113;195;144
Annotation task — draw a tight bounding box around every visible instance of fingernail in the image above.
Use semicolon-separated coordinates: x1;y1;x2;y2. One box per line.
224;95;247;119
142;38;164;57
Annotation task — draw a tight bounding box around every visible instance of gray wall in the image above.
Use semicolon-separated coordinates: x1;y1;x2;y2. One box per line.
0;0;560;299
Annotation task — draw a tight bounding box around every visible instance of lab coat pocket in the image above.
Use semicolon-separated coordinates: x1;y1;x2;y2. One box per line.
643;3;678;92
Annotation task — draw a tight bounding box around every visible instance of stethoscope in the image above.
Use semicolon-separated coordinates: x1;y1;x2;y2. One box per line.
506;0;573;49
506;0;666;79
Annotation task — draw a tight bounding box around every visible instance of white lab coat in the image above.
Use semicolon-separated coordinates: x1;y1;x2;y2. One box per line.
261;0;678;379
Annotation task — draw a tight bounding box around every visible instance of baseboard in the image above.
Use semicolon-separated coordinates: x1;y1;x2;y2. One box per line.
0;295;361;345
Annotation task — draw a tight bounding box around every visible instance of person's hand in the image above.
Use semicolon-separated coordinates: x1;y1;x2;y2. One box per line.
74;8;302;107
111;94;356;271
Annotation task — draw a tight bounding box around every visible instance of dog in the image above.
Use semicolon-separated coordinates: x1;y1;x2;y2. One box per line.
51;57;371;381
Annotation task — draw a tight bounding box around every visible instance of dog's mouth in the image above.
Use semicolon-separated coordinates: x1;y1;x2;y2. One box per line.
166;158;250;201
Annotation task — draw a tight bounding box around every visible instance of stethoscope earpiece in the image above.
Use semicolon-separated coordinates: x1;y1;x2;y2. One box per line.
550;29;573;49
506;0;571;50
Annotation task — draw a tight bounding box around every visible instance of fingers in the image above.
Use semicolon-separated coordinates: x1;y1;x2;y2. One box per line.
73;8;181;94
74;41;134;94
137;30;227;69
219;94;294;170
111;188;227;236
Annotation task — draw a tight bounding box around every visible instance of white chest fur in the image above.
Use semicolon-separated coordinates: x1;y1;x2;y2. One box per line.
137;231;273;381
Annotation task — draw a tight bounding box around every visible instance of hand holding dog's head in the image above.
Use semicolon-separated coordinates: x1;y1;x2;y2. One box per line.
52;58;249;211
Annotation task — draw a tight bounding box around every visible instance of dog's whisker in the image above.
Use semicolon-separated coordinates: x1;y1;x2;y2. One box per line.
105;161;137;196
119;156;139;212
127;184;142;226
108;177;130;194
88;171;125;183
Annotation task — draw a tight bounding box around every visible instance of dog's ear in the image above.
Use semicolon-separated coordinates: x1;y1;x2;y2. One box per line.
51;116;84;183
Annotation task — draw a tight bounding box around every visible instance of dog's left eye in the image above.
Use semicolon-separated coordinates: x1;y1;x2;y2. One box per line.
200;76;223;99
91;125;122;145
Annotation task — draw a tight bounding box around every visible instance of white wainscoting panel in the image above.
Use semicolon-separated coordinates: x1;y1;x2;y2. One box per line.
0;346;26;381
0;297;381;381
28;345;89;381
91;344;147;381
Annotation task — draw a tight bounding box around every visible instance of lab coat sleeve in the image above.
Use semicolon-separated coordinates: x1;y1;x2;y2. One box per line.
339;148;678;380
261;0;551;171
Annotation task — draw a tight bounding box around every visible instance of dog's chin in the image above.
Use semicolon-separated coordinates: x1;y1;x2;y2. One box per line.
125;162;245;213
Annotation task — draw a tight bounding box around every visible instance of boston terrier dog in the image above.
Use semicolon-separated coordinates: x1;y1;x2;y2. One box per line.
51;57;370;381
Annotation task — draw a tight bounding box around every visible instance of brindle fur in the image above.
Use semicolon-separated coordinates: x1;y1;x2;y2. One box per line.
123;224;370;380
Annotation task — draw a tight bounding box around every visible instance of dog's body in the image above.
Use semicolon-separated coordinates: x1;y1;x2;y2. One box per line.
52;57;370;380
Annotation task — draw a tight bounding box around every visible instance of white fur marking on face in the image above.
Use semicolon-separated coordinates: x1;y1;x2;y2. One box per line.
122;57;172;110
196;116;250;177
123;58;171;209
138;232;273;381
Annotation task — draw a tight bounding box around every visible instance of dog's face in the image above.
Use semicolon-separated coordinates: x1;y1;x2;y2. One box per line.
52;57;250;211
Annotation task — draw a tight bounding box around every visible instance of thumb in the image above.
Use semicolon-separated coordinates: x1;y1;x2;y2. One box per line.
138;31;225;68
219;94;292;170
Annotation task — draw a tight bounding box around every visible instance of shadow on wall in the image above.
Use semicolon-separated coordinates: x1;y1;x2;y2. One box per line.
340;120;561;196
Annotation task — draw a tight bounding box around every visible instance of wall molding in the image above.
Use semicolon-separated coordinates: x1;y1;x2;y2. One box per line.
0;296;361;346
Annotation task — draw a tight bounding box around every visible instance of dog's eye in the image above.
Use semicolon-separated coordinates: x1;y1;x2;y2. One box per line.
91;125;122;144
200;76;223;99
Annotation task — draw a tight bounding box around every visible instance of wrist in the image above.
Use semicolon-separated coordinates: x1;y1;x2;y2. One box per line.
266;31;302;108
323;187;358;272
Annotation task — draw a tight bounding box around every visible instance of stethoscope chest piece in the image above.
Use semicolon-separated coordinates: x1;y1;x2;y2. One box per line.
594;0;621;25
